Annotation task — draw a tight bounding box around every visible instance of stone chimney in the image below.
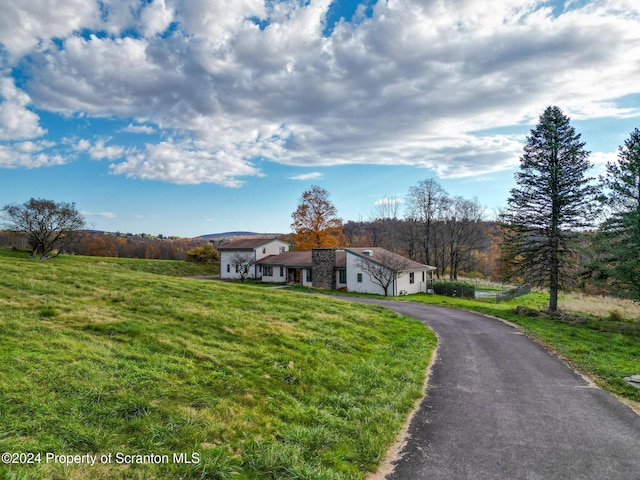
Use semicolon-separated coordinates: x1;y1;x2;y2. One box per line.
312;248;336;290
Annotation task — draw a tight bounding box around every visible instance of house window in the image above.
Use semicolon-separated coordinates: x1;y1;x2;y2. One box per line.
280;266;284;277
280;246;286;253
357;273;363;283
410;272;415;284
235;265;239;273
264;266;273;276
262;247;266;254
422;271;425;282
306;269;313;282
339;270;346;284
226;264;230;273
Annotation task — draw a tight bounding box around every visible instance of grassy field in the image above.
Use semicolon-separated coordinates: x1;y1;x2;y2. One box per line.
405;290;640;405
0;249;436;480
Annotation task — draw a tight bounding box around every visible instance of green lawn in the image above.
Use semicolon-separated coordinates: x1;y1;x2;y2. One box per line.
0;250;435;479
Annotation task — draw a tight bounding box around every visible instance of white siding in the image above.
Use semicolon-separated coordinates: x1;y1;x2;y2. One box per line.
261;265;287;283
345;251;387;295
220;250;257;279
345;251;433;296
256;240;290;261
395;271;428;295
220;240;290;280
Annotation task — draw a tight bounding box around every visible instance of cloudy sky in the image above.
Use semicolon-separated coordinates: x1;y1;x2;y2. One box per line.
1;0;640;237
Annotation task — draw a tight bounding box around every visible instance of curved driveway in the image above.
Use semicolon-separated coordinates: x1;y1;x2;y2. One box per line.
346;298;640;480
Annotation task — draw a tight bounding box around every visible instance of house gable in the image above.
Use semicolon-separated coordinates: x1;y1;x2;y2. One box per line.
345;247;435;296
219;238;290;279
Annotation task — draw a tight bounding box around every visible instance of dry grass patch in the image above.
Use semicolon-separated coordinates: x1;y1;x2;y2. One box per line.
560;292;640;322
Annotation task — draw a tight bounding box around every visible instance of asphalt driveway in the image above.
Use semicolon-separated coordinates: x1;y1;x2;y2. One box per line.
344;298;640;480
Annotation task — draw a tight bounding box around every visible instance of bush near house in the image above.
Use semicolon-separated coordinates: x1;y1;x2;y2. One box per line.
185;243;220;264
432;281;476;299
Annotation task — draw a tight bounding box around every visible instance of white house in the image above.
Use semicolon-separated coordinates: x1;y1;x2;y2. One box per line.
252;246;434;296
345;248;435;296
257;250;347;289
219;238;290;279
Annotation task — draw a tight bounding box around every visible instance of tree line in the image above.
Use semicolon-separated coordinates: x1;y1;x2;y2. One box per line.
0;222;212;261
290;107;640;309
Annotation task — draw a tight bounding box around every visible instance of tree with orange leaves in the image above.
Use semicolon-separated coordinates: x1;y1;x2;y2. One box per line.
291;186;344;250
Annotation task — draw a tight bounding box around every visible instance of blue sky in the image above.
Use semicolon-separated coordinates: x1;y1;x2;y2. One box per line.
1;0;640;237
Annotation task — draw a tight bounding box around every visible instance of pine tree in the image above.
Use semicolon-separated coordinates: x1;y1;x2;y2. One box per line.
596;128;640;300
502;106;599;311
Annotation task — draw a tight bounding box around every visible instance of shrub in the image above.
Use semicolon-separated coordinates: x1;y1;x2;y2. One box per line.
515;305;540;317
432;281;476;299
185;243;220;264
608;309;625;322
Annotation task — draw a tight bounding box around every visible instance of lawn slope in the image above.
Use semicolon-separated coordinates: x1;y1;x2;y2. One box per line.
0;250;435;479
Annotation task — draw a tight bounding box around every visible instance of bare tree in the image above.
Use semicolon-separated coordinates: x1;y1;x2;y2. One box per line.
398;217;421;260
369;196;402;250
229;252;254;282
405;179;449;268
442;196;485;279
2;198;85;260
355;250;411;296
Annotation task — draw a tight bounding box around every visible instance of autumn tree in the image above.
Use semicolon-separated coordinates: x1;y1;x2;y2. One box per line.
291;186;344;250
502;106;599;311
2;198;85;260
186;243;220;264
86;235;118;257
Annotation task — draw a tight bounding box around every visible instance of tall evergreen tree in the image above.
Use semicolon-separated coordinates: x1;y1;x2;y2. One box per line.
502;106;599;311
594;127;640;300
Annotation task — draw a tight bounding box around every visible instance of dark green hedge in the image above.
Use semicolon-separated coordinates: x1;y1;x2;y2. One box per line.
432;281;476;299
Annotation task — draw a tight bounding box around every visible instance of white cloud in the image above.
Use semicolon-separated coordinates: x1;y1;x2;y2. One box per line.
140;0;175;37
12;140;56;153
74;139;91;151
2;0;640;184
88;139;126;160
121;124;157;135
0;0;99;61
0;143;66;168
0;78;46;141
110;141;261;186
375;196;402;206
289;172;323;180
81;211;117;218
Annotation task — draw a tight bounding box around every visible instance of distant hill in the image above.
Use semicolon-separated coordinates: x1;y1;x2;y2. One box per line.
198;231;286;242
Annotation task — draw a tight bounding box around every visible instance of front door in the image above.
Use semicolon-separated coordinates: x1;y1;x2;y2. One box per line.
287;268;301;284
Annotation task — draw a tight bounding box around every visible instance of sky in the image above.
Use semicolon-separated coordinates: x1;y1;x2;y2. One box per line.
1;0;640;238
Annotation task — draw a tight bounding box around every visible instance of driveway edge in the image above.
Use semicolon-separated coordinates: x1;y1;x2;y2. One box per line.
366;324;441;480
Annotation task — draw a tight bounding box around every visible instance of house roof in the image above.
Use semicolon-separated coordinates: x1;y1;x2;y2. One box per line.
256;250;346;268
218;237;288;250
346;247;436;271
